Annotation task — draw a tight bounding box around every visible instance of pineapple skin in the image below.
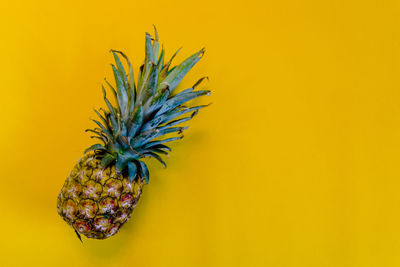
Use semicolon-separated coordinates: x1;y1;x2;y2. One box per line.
57;152;144;239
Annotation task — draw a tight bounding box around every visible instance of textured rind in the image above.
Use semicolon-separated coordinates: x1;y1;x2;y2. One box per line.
57;152;144;239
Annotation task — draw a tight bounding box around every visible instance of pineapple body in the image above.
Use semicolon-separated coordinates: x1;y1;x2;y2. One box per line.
57;152;144;239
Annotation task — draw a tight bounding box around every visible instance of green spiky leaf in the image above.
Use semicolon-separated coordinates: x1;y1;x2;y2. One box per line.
128;106;143;139
138;161;149;183
162;49;204;92
155;90;210;116
84;144;106;154
101;153;115;167
145;152;166;168
128;161;138;182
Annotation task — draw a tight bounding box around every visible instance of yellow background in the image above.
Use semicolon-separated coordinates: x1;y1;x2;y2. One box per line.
1;0;400;266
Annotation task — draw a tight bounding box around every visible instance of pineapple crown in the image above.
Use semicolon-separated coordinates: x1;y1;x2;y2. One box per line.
85;27;210;184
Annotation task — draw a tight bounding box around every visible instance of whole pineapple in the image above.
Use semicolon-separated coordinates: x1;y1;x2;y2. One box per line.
57;28;210;240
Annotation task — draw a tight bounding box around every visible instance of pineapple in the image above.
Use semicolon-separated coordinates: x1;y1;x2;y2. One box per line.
57;27;210;240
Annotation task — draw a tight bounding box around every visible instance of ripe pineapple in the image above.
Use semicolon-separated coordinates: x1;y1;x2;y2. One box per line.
57;28;210;240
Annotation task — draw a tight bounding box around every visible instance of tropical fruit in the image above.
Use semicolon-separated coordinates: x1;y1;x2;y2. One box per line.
57;28;210;239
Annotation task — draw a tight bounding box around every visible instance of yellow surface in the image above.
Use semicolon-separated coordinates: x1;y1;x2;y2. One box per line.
1;0;400;266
